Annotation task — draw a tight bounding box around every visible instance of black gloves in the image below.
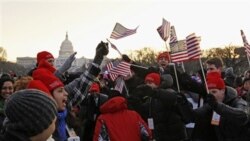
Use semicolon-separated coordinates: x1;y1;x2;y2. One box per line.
93;41;109;65
134;84;156;97
205;94;218;109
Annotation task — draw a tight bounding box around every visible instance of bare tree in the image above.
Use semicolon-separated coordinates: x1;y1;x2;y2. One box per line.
0;47;7;61
128;47;158;66
203;45;248;74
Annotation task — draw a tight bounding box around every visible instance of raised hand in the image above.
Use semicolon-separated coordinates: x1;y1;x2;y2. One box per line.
58;52;77;73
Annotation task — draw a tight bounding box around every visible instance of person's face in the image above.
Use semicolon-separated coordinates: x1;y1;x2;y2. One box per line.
158;57;169;68
209;88;225;102
1;81;14;99
206;64;221;73
145;81;158;88
243;80;250;91
30;118;57;141
245;72;250;79
52;87;68;111
46;58;55;66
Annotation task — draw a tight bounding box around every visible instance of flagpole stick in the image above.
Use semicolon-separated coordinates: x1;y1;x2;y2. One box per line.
106;38;123;57
165;41;170;52
123;80;130;97
167;41;181;92
169;63;180;93
181;62;186;72
198;57;208;107
116;49;123;57
130;64;148;69
247;55;250;68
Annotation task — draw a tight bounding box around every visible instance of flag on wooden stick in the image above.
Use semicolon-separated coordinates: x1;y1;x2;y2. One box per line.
157;18;171;41
186;33;201;60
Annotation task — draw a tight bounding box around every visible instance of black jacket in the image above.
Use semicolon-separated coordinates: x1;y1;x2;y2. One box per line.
191;86;249;141
129;88;188;141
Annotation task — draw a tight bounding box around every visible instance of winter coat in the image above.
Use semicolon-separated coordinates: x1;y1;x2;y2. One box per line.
129;88;188;141
191;86;249;141
93;96;152;141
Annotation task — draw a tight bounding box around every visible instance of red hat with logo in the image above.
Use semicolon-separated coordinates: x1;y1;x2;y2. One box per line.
157;52;170;61
206;72;225;90
37;51;54;64
145;73;161;86
89;82;100;93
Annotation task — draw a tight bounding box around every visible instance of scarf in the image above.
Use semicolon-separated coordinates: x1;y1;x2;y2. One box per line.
56;110;67;141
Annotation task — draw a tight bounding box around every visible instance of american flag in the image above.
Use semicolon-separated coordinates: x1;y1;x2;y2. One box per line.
157;18;171;41
240;30;250;56
114;76;125;94
186;33;201;60
106;60;131;81
170;26;178;44
170;40;189;62
110;23;138;39
105;60;120;81
170;51;189;62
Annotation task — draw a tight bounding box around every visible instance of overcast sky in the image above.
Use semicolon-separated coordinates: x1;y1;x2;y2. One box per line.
1;0;249;61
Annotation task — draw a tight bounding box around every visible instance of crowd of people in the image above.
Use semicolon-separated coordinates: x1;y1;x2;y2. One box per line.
0;41;250;141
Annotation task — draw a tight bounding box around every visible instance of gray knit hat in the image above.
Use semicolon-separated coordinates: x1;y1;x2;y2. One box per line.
4;89;57;137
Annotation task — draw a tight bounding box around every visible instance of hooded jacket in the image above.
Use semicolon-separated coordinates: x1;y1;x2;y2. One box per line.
93;96;152;141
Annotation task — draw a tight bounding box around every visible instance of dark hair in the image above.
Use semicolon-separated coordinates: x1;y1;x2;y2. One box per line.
205;57;223;68
0;75;14;91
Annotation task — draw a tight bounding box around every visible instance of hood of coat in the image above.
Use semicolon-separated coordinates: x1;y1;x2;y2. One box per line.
224;86;238;103
100;96;127;114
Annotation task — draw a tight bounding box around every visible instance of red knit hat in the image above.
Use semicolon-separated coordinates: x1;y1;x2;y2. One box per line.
89;82;100;93
157;52;170;61
32;68;64;92
145;73;161;86
206;72;225;89
27;80;51;96
37;51;54;64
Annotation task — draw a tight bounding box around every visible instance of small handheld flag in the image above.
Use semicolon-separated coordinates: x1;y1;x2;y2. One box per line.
110;23;138;39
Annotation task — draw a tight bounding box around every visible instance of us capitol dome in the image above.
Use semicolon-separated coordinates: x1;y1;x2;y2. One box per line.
58;32;74;58
55;32;90;72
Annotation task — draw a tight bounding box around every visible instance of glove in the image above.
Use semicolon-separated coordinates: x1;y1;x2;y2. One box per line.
205;94;218;109
58;52;77;73
135;84;156;97
122;54;131;63
93;41;109;65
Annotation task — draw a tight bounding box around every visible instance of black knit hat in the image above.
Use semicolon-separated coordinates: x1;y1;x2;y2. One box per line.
4;89;57;137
